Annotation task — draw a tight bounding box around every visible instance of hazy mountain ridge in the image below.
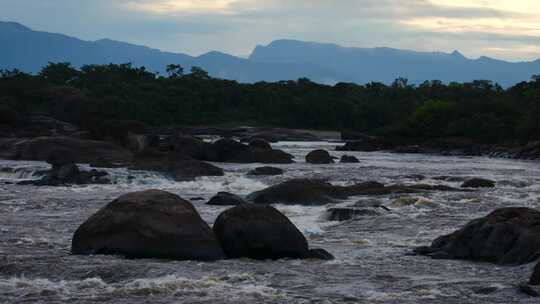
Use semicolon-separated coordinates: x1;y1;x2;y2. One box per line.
1;21;539;86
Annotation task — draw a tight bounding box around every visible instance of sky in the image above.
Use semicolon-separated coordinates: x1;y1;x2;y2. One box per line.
0;0;539;61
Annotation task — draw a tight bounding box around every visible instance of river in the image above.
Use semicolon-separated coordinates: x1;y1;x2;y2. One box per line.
1;141;539;303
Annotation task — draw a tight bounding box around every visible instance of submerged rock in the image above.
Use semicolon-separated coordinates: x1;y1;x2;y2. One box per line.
415;207;540;265
461;178;496;188
207;192;248;206
72;189;225;260
390;197;417;208
247;166;284;176
325;208;382;221
306;149;335;164
213;204;310;259
340;155;360;163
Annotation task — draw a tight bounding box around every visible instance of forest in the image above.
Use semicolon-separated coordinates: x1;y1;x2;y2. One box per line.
0;62;539;144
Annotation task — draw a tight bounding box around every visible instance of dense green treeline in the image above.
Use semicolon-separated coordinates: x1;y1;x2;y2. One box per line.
0;62;539;143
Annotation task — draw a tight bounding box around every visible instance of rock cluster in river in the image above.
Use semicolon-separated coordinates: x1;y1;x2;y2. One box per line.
72;189;333;261
246;178;463;206
415;207;540;265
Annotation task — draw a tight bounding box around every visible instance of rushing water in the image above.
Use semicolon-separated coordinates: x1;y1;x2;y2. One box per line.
1;141;540;303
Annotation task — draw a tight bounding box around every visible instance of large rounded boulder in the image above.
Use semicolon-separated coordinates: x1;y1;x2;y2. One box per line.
415;207;540;265
306;149;335;164
72;190;225;260
213;204;309;259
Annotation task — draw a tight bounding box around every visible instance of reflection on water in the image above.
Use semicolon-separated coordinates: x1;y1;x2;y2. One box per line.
1;142;540;303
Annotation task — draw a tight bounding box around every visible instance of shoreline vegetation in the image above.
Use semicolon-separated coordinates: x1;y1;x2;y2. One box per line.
0;62;539;160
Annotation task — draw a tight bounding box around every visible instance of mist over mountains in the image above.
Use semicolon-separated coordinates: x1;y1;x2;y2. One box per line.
1;21;539;86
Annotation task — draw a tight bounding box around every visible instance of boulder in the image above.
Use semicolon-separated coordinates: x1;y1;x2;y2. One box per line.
340;155;360;163
519;283;540;297
205;138;249;162
461;178;496;188
531;261;540;285
130;149;224;181
171;135;211;160
213;204;309;259
306;149;334;164
246;179;343;205
207;192;248;206
234;148;294;164
303;248;335;260
0;136;133;165
414;208;540;265
247;166;284;176
18;164;110;186
72;190;225;260
248;139;272;150
204;138;294;164
0;104;19;125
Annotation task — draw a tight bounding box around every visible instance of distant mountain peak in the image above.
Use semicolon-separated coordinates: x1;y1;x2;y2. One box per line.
451;50;465;58
1;22;539;87
0;21;31;32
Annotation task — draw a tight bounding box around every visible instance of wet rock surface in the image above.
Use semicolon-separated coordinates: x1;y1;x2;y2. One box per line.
213;204;314;260
415;207;540;265
305;149;335;164
72;190;225;260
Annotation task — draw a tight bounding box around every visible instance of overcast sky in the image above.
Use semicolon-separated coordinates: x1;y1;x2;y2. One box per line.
1;0;539;61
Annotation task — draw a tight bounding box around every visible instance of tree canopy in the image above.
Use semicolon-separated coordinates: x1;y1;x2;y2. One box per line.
1;62;539;144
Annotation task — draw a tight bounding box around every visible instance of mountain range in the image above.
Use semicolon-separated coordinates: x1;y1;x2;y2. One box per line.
1;21;539;87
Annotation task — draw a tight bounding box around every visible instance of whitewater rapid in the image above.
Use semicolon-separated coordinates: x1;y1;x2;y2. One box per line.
1;141;540;303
